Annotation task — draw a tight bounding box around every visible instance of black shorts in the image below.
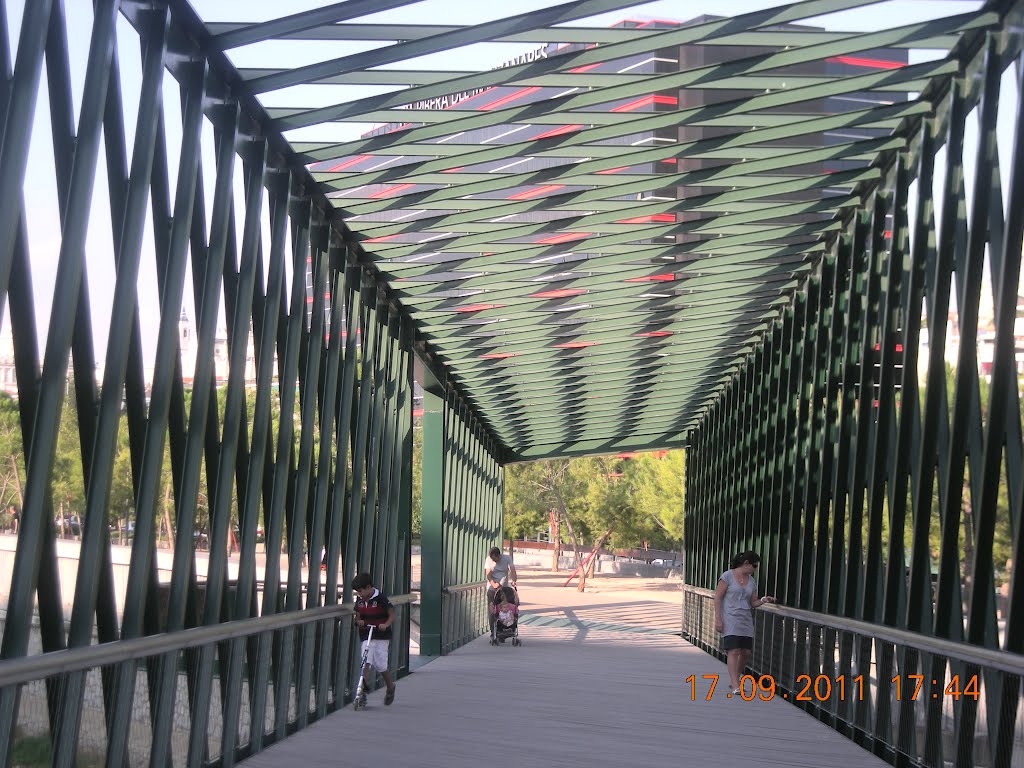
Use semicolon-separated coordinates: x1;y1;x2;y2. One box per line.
722;635;753;651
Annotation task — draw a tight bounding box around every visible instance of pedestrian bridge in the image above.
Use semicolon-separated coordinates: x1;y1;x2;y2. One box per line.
245;573;890;768
1;0;1023;766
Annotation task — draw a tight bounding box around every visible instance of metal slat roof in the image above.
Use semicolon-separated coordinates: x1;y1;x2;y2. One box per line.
187;0;995;461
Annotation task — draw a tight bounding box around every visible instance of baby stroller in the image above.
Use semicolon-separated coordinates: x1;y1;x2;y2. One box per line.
489;585;522;647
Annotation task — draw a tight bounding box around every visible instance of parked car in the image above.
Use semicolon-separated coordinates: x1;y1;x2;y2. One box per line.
56;515;81;537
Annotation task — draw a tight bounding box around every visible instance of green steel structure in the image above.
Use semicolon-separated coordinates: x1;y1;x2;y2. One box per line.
419;382;505;656
683;13;1024;768
0;0;1023;766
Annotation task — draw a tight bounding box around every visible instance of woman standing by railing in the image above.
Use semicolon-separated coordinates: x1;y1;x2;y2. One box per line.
714;551;776;695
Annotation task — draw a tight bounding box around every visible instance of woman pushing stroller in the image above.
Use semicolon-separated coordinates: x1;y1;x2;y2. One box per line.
485;546;521;644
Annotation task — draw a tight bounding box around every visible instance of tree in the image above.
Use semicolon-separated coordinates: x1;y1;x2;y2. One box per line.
504;459;592;586
0;395;23;525
577;455;638;581
411;422;422;538
50;388;85;539
542;459;592;591
629;450;686;553
503;460;550;541
108;422;135;546
503;450;687;590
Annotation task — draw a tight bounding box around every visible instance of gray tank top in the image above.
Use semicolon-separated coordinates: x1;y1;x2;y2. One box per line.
719;569;755;637
486;554;514;585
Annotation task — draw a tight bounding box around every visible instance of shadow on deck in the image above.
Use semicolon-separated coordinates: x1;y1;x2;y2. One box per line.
241;572;886;768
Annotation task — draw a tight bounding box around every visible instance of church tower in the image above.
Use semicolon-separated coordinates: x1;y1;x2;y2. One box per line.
178;308;197;383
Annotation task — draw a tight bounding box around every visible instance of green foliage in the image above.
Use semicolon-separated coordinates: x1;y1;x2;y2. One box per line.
0;380;273;545
503;450;686;551
0;394;23;522
626;450;686;549
889;362;1015;584
577;455;643;547
411;423;422;537
11;732;53;767
106;419;136;542
50;391;84;528
503;460;552;540
11;731;102;768
943;363;1013;583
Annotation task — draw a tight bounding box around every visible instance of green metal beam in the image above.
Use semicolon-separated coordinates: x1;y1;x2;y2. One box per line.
211;0;423;49
510;430;690;460
290;105;915;157
393;247;811;299
247;0;652;94
295;20;969;151
213;21;960;49
416;290;795;338
390;223;837;289
321;115;911;202
370;190;860;265
277;0;904;132
354;161;881;250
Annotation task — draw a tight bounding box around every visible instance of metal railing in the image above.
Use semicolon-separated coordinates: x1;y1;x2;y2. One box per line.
683;585;1024;767
4;595;413;766
440;582;489;654
0;0;418;763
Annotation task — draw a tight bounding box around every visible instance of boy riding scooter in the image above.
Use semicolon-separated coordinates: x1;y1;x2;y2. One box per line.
353;572;397;708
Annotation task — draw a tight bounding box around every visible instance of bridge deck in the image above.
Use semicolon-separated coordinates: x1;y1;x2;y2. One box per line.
242;574;886;768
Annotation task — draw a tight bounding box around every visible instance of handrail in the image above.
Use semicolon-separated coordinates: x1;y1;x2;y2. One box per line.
0;593;415;689
684;584;1024;676
441;581;486;595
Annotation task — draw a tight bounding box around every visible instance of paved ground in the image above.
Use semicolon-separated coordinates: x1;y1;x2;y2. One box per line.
242;570;887;768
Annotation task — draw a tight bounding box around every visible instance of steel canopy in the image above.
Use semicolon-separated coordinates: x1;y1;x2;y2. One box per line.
190;0;993;461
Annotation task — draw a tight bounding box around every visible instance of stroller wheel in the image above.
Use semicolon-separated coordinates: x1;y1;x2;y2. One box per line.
490;638;498;646
513;638;521;647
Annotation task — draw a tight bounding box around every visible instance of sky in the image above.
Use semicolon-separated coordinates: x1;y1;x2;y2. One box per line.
1;0;1009;376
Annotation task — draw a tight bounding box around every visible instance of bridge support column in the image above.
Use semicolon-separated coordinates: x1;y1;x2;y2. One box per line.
419;385;444;656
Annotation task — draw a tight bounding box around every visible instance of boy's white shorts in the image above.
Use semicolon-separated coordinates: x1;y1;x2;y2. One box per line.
361;639;390;672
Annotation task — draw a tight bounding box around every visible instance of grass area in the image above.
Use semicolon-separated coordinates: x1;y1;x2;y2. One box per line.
12;732;103;768
11;733;50;768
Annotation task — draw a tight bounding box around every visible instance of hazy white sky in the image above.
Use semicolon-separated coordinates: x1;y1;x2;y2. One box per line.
1;0;1007;374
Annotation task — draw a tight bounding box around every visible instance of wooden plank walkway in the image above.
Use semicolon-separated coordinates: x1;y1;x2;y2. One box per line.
242;572;887;768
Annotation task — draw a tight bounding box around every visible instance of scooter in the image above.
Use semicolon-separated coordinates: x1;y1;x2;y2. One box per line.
353;625;373;711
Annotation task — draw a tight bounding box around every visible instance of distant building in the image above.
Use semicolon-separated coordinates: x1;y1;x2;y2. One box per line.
0;317;15;397
955;293;1024;377
0;307;266;402
178;309;259;387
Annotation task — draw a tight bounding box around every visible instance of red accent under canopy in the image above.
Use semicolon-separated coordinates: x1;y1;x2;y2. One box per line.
554;341;599;348
827;55;903;70
530;288;586;299
454;303;505;312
